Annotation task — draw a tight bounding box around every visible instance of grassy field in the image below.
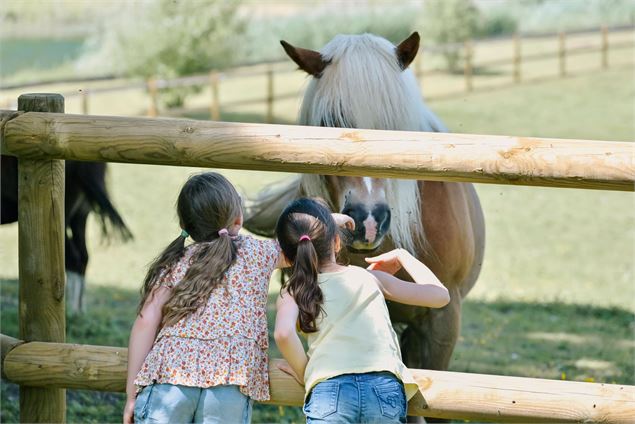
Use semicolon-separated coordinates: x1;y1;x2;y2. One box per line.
1;60;634;422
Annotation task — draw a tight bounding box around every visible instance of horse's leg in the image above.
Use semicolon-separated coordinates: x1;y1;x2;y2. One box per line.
401;287;462;423
1;155;18;224
69;207;90;313
65;231;83;315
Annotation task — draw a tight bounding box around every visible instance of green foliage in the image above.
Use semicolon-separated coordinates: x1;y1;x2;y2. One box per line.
499;0;635;34
79;0;244;107
421;0;480;72
477;8;518;37
241;6;419;64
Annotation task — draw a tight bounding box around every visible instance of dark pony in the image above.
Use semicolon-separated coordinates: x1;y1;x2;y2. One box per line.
1;156;132;312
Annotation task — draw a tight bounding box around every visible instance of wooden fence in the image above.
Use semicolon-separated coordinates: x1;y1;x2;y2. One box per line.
0;93;634;422
128;26;635;120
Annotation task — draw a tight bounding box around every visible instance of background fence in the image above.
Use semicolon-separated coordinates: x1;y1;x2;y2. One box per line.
1;27;633;122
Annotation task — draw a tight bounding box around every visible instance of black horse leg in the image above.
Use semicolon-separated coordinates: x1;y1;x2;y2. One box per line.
67;207;90;313
1;155;18;224
401;287;462;423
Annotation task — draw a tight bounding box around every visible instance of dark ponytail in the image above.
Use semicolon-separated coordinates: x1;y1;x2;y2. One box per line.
276;198;338;333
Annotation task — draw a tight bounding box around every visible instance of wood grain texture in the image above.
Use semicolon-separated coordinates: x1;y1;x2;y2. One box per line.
16;94;66;423
3;342;634;422
3;112;634;191
0;110;23;154
0;334;23;379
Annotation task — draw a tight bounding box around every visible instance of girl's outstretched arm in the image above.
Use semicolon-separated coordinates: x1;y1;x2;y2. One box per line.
366;249;450;308
123;286;171;424
273;291;307;385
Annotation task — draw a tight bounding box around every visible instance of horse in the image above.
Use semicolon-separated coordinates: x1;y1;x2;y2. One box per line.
244;32;485;395
1;155;133;313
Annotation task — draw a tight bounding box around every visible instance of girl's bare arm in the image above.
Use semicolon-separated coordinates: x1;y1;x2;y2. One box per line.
366;249;450;308
273;291;307;385
123;286;171;423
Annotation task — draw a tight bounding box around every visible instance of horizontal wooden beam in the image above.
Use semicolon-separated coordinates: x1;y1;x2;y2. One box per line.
0;333;23;379
1;112;633;191
3;112;635;191
3;338;634;422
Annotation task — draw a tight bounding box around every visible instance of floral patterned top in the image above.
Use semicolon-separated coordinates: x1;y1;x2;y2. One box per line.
134;235;280;401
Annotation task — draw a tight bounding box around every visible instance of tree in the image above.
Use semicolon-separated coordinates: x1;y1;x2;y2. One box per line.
422;0;480;72
81;0;244;107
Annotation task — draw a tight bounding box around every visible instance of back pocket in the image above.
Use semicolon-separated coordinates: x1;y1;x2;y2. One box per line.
303;381;340;419
373;380;405;420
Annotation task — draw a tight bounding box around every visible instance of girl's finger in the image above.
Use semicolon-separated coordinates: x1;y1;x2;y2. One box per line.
365;255;386;262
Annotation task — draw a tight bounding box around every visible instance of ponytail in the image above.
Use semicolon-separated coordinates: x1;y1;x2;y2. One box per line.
161;234;237;327
138;234;187;315
285;239;324;333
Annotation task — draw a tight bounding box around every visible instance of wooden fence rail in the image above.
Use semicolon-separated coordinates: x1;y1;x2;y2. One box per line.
2;336;634;423
2;112;634;191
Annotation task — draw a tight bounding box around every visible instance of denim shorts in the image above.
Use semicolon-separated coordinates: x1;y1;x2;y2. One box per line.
134;383;252;424
303;372;407;423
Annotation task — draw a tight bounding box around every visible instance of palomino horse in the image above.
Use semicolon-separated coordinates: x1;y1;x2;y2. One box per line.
245;32;485;380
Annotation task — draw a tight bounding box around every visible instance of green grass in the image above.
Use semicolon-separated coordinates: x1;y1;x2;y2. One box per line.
1;53;633;422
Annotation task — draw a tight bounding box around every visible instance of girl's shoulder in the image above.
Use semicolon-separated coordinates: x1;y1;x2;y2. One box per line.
237;234;280;258
339;265;383;287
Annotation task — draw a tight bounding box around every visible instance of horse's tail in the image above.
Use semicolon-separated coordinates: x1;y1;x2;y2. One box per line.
75;162;133;242
243;176;302;238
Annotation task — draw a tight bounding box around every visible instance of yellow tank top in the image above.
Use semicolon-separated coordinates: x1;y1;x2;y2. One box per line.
303;265;418;400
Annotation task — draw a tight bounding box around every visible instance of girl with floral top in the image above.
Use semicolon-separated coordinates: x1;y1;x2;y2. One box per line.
123;172;283;424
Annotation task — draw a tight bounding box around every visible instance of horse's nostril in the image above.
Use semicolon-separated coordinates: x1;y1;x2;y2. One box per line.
373;204;391;233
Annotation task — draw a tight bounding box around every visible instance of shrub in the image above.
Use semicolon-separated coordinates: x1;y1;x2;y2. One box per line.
421;0;480;72
79;0;244;107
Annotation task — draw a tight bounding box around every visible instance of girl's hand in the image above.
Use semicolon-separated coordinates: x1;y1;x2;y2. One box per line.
277;361;304;386
365;249;406;275
123;396;135;424
331;213;355;231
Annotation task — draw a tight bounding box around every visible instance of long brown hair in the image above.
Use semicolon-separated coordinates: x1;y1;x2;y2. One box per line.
276;198;338;333
138;172;242;327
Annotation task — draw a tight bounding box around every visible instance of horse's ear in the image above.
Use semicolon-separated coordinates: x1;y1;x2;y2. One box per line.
280;40;329;77
396;31;420;70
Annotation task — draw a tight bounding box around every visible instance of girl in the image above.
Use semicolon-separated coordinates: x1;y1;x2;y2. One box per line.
274;198;450;423
122;172;282;424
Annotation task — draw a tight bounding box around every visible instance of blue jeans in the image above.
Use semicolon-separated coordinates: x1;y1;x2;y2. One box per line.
303;372;407;423
134;383;252;423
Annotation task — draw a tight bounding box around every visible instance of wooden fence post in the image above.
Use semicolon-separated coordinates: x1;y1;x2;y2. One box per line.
17;93;66;423
559;32;567;77
601;26;609;69
147;78;158;117
209;71;220;121
513;33;522;84
266;64;274;124
464;40;473;92
81;89;89;115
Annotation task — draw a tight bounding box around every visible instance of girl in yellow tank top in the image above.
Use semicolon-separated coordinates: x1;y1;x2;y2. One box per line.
274;198;450;423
